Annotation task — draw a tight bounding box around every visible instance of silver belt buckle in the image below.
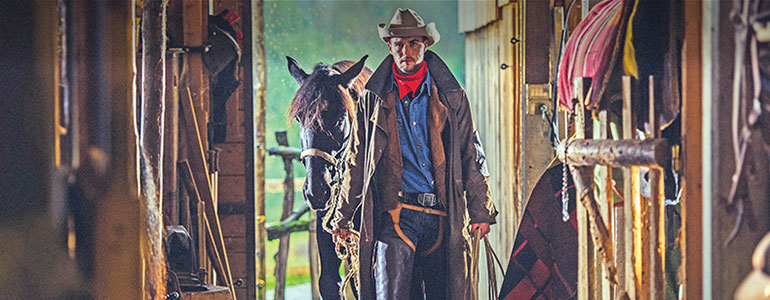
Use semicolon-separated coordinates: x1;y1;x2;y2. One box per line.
417;193;437;207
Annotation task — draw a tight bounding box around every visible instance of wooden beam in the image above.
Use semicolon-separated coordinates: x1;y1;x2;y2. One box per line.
140;2;168;296
309;211;321;300
622;76;637;299
648;76;665;299
163;53;181;225
182;0;208;151
267;146;301;160
574;78;591;300
89;1;144;298
559;138;670;168
681;1;703;298
267;220;311;241
246;0;268;299
266;203;310;240
595;109;612;299
274;131;296;300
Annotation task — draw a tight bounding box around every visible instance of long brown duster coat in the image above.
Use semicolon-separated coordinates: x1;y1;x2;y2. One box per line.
332;50;498;299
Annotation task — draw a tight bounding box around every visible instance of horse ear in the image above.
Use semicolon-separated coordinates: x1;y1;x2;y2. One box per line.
336;55;368;88
287;56;309;85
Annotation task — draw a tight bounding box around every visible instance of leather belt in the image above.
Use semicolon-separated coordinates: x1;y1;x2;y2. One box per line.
398;191;438;207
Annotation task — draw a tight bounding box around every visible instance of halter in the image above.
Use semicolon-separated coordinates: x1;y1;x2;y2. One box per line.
300;148;338;167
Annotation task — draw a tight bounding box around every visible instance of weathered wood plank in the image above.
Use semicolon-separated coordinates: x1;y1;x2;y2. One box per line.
267;146;301;160
247;0;269;297
648;76;665;300
621;76;636;299
681;1;703;298
182;0;209;151
595;110;613;299
309;211;321;300
274;131;295;300
574;78;591;300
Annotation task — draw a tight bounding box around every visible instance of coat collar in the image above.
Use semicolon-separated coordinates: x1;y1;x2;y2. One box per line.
365;50;462;108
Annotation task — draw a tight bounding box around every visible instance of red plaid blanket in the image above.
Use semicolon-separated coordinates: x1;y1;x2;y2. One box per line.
498;163;577;300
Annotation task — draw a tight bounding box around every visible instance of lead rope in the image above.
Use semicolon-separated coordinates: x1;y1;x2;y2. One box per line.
470;230;506;300
319;179;361;300
320;103;365;300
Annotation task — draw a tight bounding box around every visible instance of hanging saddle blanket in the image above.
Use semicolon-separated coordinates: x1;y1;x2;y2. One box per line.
558;0;634;112
498;162;577;300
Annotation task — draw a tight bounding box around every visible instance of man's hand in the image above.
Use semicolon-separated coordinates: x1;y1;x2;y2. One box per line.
471;223;490;238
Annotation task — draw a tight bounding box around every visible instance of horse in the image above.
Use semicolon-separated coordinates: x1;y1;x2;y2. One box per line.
286;55;371;299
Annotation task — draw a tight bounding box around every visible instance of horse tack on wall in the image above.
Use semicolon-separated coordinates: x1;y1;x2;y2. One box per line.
553;0;685;298
558;0;681;130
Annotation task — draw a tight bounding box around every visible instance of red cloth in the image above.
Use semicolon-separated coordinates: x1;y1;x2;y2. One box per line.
392;62;427;99
557;0;626;112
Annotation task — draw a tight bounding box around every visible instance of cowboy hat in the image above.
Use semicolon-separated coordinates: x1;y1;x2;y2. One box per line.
378;8;441;46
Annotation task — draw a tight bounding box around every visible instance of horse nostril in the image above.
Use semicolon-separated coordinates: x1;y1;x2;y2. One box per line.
303;179;331;210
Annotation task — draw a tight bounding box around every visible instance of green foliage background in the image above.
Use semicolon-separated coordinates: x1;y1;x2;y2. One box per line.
264;0;465;179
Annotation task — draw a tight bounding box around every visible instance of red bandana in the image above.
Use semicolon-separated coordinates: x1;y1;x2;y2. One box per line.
392;62;427;99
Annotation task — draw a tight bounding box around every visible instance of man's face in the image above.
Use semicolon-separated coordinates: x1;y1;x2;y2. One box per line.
387;36;428;74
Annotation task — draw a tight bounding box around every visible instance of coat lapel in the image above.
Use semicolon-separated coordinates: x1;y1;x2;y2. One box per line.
371;91;393;168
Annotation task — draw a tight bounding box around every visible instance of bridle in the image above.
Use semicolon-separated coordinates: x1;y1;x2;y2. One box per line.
299;122;351;191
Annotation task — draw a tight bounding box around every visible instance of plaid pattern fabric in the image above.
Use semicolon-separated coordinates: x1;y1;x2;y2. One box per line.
498;163;577;300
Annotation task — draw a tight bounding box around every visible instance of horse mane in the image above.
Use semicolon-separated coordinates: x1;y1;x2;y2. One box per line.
287;60;372;128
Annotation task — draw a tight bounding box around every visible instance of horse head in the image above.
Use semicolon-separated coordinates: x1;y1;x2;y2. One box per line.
287;55;371;209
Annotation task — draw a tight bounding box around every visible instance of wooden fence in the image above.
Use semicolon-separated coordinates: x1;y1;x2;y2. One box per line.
266;130;319;300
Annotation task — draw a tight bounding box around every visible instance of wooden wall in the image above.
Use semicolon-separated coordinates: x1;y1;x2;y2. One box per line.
208;0;259;299
461;2;522;298
703;1;770;298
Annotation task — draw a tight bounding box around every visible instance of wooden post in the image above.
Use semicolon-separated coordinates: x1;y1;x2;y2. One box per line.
140;2;168;296
574;78;592;300
141;0;167;205
182;0;208;151
247;0;268;299
274;131;295;300
309;212;321;300
647;76;665;299
681;1;703;298
622;76;637;299
594;109;613;299
95;1;146;298
163;52;180;225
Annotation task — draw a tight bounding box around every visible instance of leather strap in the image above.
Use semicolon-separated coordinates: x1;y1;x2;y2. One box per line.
400;203;447;217
300;148;338;166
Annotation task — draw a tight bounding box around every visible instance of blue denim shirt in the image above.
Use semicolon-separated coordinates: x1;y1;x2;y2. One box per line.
390;68;435;194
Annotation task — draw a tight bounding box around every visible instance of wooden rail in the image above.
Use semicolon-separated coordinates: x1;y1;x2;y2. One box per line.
563;77;670;300
266;130;319;300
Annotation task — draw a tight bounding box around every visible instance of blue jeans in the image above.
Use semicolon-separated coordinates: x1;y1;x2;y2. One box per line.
374;203;447;300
